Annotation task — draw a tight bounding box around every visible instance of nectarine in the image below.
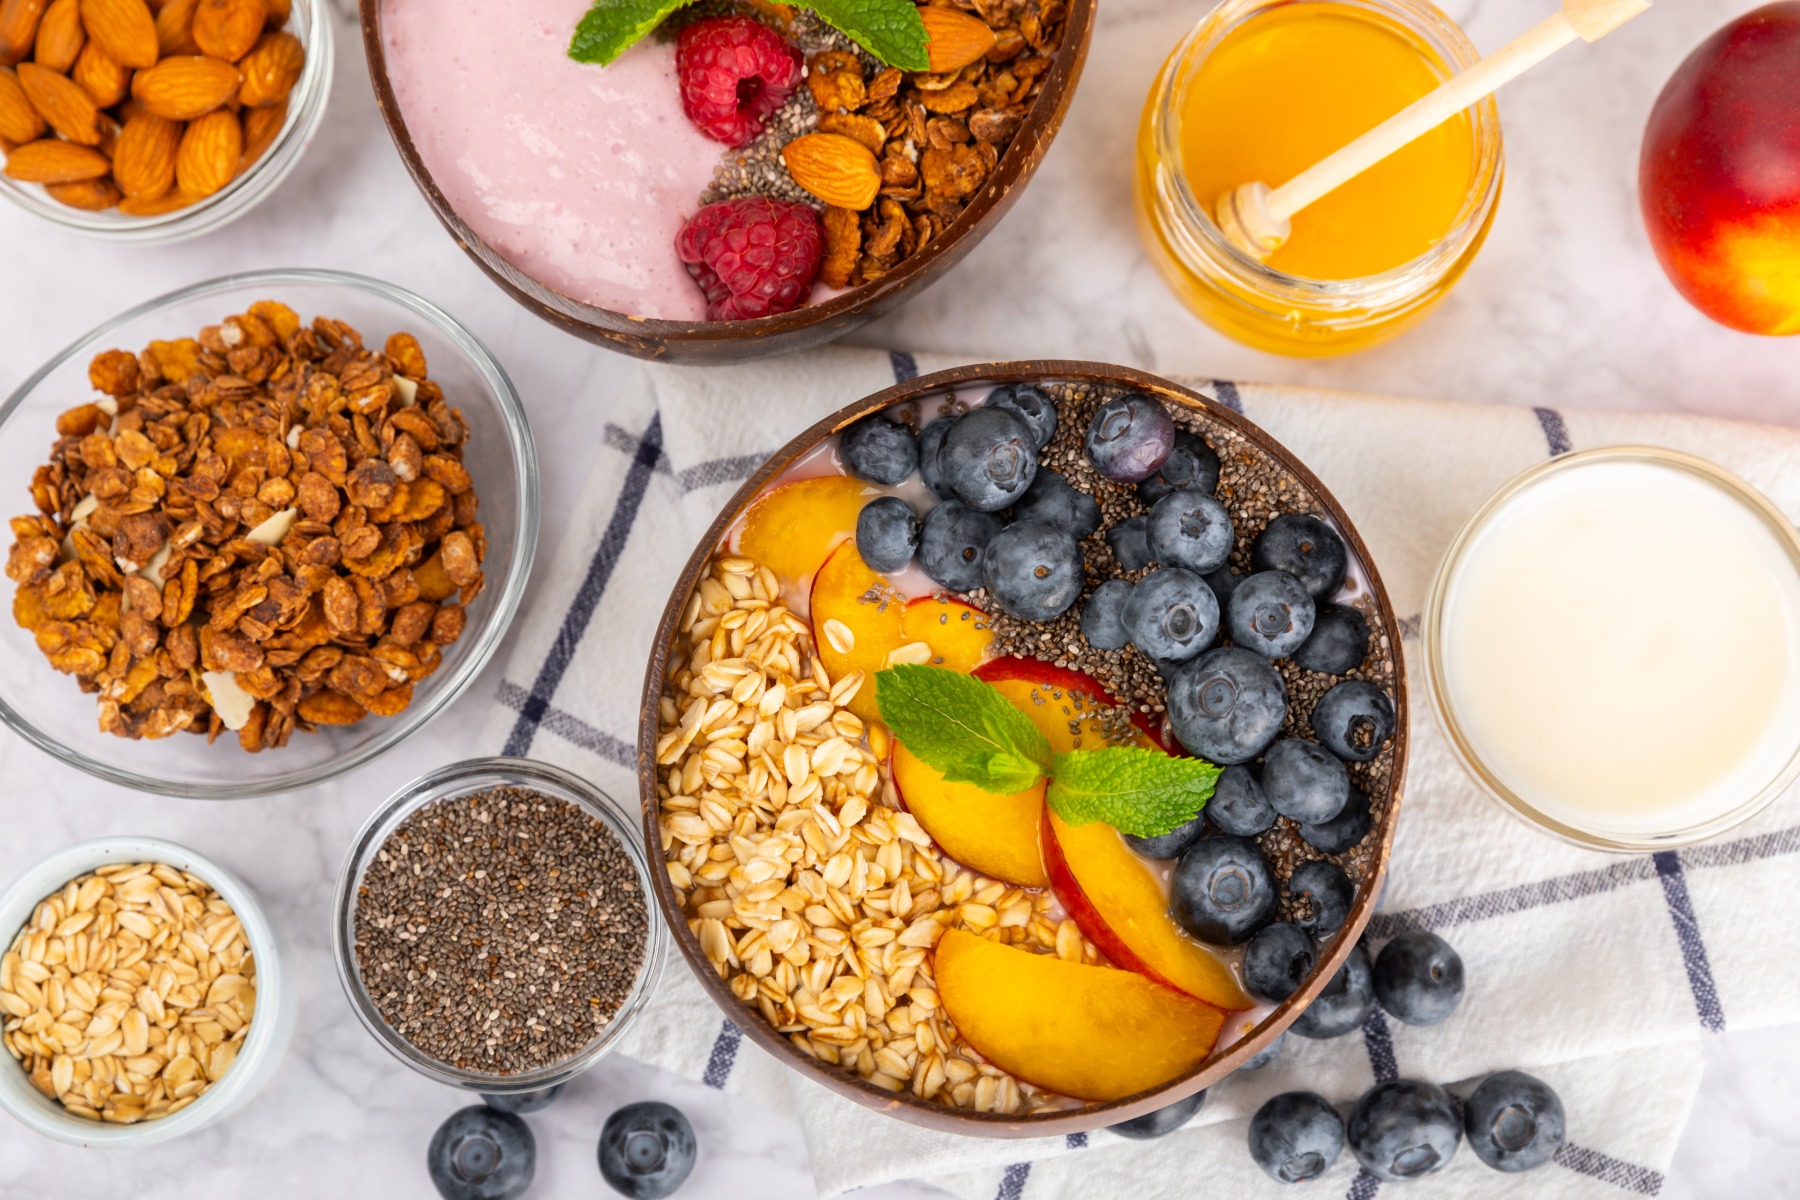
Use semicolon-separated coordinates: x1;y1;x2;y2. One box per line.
891;741;1050;888
737;475;879;582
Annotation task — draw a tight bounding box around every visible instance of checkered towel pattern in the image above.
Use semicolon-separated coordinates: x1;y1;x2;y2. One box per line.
481;348;1800;1199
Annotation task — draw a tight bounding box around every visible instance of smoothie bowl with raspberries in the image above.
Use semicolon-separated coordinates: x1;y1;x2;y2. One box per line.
363;0;1092;362
639;362;1408;1133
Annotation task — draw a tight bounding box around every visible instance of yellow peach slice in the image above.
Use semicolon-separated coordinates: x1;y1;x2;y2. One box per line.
899;595;993;675
891;741;1049;888
736;475;878;584
810;542;906;723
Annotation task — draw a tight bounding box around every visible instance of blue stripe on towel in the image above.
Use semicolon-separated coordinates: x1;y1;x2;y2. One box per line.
1555;1142;1667;1195
1533;406;1573;456
1361;1004;1398;1083
1653;851;1726;1033
702;1019;743;1089
1064;1132;1087;1150
890;350;920;382
1211;380;1244;412
995;1162;1031;1200
1344;1168;1382;1200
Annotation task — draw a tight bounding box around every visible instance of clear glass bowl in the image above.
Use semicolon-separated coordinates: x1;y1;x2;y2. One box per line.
332;757;666;1093
0;270;538;797
0;0;333;243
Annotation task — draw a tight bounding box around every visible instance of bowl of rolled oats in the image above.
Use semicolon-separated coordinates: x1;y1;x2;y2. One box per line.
0;270;538;797
0;836;292;1146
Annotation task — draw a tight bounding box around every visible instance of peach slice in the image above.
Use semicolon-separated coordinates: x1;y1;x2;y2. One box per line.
810;542;906;723
934;928;1224;1101
972;657;1166;754
900;594;992;675
891;741;1050;888
736;475;877;584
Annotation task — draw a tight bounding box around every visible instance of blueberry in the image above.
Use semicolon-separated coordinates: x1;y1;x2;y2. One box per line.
1299;785;1372;854
1228;571;1316;659
1012;469;1100;538
1166;647;1288;765
1205;565;1244;614
1124;809;1206;859
480;1084;564;1114
939;406;1037;511
1243;922;1317;1002
1311;680;1395;763
838;414;918;485
1262;739;1349;824
1240;1031;1286;1071
598;1101;697;1200
1463;1071;1565;1172
1105;515;1155;571
1138;431;1221;505
1373;931;1465;1026
1248;1091;1344;1184
1253;514;1348;600
428;1107;535;1200
1086;393;1174;483
1108;1088;1206;1139
917;501;1002;592
1291;941;1373;1039
1291;604;1369;674
1148;491;1234;575
985;383;1057;449
1170;835;1277;944
1289;860;1353;938
918;415;955;499
1080;579;1133;650
981;521;1083;621
1208;765;1275;836
855;496;919;575
1346;1079;1462;1181
1123;568;1219;664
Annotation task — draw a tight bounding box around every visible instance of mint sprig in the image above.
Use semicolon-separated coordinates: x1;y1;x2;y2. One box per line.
569;0;930;71
876;666;1221;838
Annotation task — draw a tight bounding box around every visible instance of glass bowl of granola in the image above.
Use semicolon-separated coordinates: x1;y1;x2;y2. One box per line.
0;269;538;797
638;362;1408;1134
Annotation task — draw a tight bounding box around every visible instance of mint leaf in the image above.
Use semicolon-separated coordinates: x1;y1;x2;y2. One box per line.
876;665;1051;794
1046;748;1221;838
791;0;929;71
569;0;689;65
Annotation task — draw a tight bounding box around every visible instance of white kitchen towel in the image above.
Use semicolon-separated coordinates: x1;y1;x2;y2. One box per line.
481;347;1800;1199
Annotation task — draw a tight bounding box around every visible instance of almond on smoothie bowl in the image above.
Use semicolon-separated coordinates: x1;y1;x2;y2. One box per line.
378;0;1065;322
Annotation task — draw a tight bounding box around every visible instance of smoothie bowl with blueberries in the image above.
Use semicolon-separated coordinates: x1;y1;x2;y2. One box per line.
639;362;1407;1134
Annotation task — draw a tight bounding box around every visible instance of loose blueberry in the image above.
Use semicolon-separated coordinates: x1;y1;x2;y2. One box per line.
838;414;918;484
1170;835;1278;945
1086;393;1174;483
1148;491;1234;574
1262;739;1350;824
1106;515;1155;571
1227;571;1316;659
1291;603;1370;674
1373;931;1465;1026
1138;430;1222;505
1080;579;1133;650
1240;1031;1286;1071
1311;680;1395;763
1012;468;1100;538
985;383;1057;449
1248;1091;1344;1184
1108;1088;1206;1139
916;501;1002;592
982;521;1084;621
481;1084;564;1114
1253;514;1348;600
1166;647;1288;765
1463;1071;1566;1172
1346;1079;1462;1182
918;415;955;499
1123;567;1220;664
1289;860;1353;938
939;406;1037;511
598;1101;697;1200
1208;765;1275;836
1243;922;1317;1002
855;496;920;575
1123;808;1206;860
1299;785;1372;854
1205;565;1245;615
428;1107;535;1200
1291;942;1373;1039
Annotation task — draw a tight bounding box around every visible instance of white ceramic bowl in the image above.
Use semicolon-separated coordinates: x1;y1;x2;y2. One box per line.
0;837;292;1147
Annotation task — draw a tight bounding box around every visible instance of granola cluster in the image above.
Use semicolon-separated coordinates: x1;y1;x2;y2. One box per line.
5;300;485;749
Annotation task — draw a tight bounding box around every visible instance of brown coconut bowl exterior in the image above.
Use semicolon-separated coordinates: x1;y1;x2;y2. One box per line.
638;362;1409;1135
359;3;1095;364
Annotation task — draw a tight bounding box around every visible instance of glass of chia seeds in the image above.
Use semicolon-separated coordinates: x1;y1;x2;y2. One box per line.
332;757;664;1093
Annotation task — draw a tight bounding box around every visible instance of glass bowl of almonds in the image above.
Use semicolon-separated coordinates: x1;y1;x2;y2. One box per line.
0;836;293;1146
0;0;332;242
0;269;538;797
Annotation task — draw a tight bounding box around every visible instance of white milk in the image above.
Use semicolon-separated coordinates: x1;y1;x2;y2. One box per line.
1438;455;1800;838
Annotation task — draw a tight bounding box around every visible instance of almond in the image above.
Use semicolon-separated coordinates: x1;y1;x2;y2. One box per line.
0;64;43;142
235;28;297;106
17;59;97;142
173;102;232;194
190;0;259;61
0;0;46;67
81;0;157;68
117;185;194;213
2;134;108;180
111;109;178;196
131;53;237;119
31;0;82;72
237;89;277;163
72;41;130;106
154;0;198;56
46;173;121;208
781;131;881;211
919;6;996;74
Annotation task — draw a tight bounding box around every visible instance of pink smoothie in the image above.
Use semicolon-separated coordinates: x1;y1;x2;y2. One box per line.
382;0;720;320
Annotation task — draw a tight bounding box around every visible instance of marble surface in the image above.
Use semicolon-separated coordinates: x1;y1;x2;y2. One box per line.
0;0;1796;1195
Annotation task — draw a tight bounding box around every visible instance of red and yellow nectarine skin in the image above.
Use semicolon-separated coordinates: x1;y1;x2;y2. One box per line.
1640;2;1800;336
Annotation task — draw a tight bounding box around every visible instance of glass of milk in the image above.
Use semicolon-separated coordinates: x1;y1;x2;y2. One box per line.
1425;447;1800;849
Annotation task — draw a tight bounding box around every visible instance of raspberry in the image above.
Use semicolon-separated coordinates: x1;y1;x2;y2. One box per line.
676;196;823;321
675;16;802;147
